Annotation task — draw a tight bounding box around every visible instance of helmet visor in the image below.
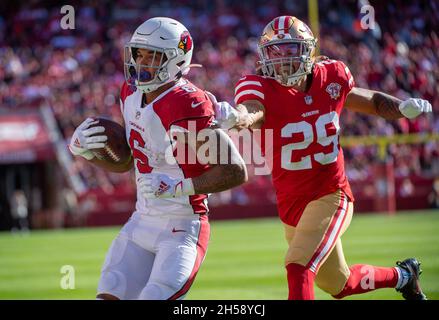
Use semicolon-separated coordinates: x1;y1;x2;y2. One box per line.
259;41;313;85
262;42;302;60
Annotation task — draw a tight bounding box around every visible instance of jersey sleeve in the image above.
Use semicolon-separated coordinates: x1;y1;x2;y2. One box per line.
334;60;355;93
234;75;266;105
169;107;214;170
168;87;215;136
119;82;135;114
171;115;215;135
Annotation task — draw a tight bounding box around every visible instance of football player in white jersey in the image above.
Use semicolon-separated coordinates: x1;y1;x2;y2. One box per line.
69;17;247;300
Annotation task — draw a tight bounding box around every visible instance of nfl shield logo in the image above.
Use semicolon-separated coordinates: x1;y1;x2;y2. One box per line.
135;111;141;119
326;83;341;100
304;95;313;105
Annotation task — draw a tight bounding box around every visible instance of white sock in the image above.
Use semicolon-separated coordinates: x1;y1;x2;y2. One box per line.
395;266;410;289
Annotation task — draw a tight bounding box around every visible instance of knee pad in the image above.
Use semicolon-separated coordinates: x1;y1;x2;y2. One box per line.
97;270;127;299
138;281;181;300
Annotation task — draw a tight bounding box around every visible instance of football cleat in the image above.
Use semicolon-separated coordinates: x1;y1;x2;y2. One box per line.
396;258;427;300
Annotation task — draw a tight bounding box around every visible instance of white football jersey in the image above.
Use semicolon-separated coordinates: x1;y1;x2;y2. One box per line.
120;78;214;217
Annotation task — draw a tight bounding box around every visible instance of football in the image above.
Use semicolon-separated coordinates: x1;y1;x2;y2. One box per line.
90;117;132;166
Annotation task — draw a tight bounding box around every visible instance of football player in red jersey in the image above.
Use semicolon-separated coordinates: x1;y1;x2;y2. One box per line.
69;17;247;300
210;16;432;300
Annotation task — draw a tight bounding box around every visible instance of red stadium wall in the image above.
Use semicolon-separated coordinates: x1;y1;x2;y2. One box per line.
81;176;434;227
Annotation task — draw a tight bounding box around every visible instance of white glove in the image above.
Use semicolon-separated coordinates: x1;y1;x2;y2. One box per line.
399;98;432;119
138;173;194;199
68;118;108;160
206;91;240;130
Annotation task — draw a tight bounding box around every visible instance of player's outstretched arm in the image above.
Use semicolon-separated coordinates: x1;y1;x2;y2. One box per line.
191;128;248;194
345;87;432;120
206;92;265;130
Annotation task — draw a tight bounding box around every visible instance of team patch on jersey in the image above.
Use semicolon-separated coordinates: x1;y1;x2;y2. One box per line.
304;95;313;105
326;83;341;100
178;31;192;54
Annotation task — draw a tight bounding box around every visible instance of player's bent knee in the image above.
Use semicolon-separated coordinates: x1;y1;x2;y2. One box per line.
139;281;181;300
97;270;127;300
315;272;349;296
315;280;344;296
285;247;308;266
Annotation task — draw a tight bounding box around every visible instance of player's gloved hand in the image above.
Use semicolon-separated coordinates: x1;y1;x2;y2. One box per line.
69;118;108;160
205;91;240;130
138;173;195;199
399;98;432;119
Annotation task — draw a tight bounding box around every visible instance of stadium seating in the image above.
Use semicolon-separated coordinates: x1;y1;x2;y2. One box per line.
0;0;437;227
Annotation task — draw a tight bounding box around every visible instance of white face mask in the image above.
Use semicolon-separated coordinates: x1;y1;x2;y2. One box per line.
124;45;177;93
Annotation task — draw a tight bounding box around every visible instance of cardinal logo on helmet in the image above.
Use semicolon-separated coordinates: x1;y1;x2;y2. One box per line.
178;31;192;54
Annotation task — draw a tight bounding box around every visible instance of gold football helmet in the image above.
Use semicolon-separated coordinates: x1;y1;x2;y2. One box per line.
257;16;317;86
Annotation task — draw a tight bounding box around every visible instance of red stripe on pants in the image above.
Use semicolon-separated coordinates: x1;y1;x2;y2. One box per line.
306;193;347;273
168;215;210;300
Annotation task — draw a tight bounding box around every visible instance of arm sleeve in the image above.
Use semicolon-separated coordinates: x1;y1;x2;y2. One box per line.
120;82;135;114
234;75;265;105
170;116;215;136
335;60;355;93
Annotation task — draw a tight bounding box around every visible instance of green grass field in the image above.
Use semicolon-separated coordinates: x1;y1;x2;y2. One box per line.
0;210;438;300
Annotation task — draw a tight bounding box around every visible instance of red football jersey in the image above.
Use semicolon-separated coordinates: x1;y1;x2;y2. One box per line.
235;60;355;226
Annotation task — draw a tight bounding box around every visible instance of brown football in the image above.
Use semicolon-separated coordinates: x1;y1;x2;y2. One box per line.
90;117;132;166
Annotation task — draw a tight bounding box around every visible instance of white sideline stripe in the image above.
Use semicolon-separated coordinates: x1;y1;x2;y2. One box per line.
278;16;286;34
235;81;262;94
234;90;264;104
310;195;348;273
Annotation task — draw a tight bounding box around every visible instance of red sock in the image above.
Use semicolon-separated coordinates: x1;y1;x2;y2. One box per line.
286;263;316;300
333;264;399;299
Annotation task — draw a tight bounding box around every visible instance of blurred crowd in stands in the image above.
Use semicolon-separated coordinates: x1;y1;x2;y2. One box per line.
1;0;438;206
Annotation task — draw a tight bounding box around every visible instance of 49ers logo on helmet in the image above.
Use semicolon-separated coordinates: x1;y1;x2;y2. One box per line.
178;31;192;54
